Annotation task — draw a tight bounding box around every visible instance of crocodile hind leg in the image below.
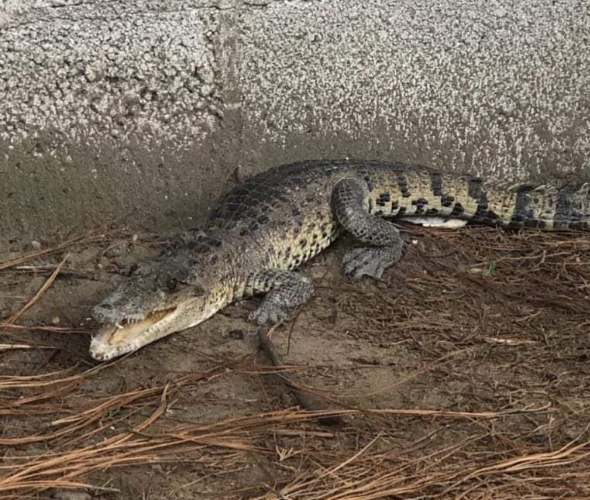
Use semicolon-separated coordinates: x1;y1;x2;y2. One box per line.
248;270;313;324
332;177;403;279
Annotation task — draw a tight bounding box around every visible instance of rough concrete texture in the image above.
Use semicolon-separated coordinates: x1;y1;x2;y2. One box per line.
239;0;590;178
0;0;235;248
1;0;589;247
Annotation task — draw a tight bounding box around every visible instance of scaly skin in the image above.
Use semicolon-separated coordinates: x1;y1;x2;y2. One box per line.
90;159;590;361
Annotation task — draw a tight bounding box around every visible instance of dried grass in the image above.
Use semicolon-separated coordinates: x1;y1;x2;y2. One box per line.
1;225;590;499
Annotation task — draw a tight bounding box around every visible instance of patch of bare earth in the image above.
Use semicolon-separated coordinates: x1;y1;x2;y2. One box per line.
1;224;589;499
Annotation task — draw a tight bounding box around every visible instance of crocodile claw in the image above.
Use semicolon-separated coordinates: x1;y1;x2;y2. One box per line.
343;247;400;279
249;304;290;325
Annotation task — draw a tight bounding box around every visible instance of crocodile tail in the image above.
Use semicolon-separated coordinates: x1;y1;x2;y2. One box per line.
470;181;590;230
551;183;590;230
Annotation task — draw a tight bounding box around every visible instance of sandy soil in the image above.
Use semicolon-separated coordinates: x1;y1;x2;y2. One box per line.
1;224;590;499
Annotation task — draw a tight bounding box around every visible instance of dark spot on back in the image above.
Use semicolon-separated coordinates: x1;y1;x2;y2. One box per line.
569;221;587;230
467;178;483;200
362;175;374;191
376;192;390;207
430;171;443;197
441;195;454;207
450;203;464;216
514;185;535;220
395;172;410;198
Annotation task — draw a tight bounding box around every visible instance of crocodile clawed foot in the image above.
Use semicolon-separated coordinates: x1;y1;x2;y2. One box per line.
249;304;290;325
247;271;312;325
343;246;400;279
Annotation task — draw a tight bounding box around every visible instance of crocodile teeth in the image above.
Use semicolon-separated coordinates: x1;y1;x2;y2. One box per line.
115;323;124;330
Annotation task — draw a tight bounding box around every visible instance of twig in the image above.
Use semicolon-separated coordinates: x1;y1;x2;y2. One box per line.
14;265;100;281
0;344;55;351
0;232;94;271
0;323;90;333
5;253;70;325
257;328;344;426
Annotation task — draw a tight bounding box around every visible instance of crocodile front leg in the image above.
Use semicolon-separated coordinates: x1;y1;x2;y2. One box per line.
332;177;403;279
247;270;313;324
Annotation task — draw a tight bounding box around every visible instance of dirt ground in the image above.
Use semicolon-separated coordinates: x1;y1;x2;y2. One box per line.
1;223;590;499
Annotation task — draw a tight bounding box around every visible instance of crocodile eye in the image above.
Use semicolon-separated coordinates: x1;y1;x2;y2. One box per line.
166;277;179;292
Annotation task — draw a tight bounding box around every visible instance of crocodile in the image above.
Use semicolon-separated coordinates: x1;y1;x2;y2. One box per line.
90;159;590;361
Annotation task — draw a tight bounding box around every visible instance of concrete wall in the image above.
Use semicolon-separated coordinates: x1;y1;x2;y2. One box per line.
1;0;589;248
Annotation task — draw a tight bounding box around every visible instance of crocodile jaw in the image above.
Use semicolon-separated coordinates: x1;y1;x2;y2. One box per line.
90;307;179;361
89;299;218;361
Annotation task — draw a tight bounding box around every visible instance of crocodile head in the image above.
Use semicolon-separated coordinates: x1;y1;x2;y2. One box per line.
90;256;220;361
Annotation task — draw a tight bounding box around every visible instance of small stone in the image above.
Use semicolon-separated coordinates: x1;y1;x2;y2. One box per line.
52;490;91;500
97;256;110;269
131;234;139;242
30;240;42;250
51;316;60;325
